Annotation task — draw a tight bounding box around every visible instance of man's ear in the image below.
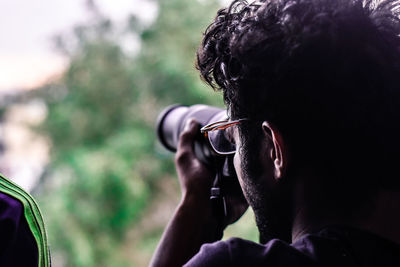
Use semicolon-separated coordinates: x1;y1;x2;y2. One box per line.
262;121;288;181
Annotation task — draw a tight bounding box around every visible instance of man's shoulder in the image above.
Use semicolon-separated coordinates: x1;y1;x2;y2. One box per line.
184;237;316;267
301;226;400;267
185;226;400;267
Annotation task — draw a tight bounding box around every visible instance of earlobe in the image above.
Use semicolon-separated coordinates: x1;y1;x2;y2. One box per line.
274;159;283;179
262;121;287;181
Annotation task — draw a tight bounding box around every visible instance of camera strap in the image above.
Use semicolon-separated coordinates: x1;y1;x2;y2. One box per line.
210;166;228;240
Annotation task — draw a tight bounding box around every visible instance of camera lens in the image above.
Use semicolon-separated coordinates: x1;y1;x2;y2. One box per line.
156;104;226;164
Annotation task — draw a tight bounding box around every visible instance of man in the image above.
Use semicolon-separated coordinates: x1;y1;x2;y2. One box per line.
151;0;400;266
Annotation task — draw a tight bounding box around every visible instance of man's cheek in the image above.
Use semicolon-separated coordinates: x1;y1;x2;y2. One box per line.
233;149;245;189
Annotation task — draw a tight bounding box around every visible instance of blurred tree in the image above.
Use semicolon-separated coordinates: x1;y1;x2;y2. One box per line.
34;0;232;266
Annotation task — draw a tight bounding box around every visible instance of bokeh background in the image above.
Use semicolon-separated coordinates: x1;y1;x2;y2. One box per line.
0;0;257;266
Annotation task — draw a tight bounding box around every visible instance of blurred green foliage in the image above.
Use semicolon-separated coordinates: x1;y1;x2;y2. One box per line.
34;0;257;266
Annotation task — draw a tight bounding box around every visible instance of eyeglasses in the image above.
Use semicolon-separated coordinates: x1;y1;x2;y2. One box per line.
200;118;248;155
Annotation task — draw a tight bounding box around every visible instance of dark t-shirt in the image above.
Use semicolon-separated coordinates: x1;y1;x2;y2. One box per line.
185;226;400;267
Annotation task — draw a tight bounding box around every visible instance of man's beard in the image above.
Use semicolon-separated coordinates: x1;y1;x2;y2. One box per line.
239;127;293;244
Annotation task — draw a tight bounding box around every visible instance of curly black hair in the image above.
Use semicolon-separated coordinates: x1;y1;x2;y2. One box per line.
197;0;400;214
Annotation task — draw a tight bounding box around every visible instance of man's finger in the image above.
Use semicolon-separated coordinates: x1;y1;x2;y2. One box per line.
175;119;199;165
178;119;199;151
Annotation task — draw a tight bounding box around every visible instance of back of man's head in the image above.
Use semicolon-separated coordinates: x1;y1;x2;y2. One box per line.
197;0;400;218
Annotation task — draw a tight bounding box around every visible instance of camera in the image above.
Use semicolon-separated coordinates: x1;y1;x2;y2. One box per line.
156;104;227;166
156;104;244;233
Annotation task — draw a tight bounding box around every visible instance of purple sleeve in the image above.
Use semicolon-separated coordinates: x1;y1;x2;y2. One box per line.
0;192;22;250
0;192;38;266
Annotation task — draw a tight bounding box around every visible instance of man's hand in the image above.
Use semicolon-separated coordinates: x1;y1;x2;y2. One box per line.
176;119;248;228
175;119;215;203
150;119;248;267
150;119;219;267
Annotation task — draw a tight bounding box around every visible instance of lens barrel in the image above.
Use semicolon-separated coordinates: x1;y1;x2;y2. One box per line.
156;104;226;164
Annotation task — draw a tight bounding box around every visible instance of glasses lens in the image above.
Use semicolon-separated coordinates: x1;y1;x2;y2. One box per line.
207;126;236;154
